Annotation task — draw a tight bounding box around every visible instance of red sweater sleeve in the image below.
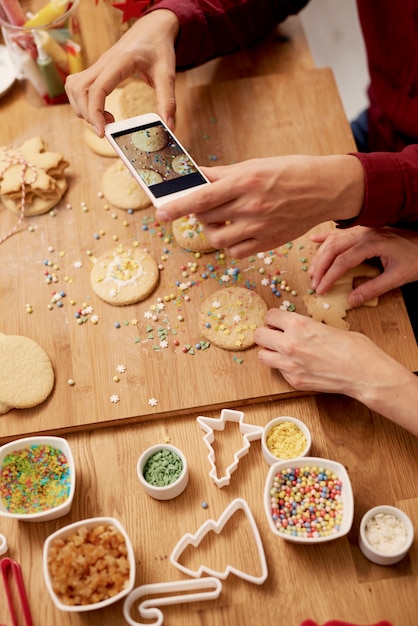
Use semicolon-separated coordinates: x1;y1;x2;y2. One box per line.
338;146;418;230
145;0;309;69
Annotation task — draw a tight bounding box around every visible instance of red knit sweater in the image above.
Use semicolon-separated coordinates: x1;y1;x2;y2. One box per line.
146;0;418;229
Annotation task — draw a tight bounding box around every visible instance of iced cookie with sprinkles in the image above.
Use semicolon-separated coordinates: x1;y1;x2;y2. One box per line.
172;214;215;253
171;153;197;176
0;332;54;414
101;161;152;210
199;287;268;350
90;245;159;305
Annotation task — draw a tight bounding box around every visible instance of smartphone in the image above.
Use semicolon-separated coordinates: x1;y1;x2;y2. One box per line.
104;113;210;208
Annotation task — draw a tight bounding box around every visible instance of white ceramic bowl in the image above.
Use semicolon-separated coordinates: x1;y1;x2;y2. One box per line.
43;516;136;612
261;416;312;465
137;444;189;500
0;436;75;521
359;505;414;565
264;456;354;544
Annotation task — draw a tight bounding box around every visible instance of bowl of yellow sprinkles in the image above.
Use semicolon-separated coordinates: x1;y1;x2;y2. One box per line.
261;416;312;465
0;436;75;521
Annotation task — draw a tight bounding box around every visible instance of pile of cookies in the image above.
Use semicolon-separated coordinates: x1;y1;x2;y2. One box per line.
0;136;69;216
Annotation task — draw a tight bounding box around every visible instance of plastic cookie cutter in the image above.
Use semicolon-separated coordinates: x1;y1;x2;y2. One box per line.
0;533;8;556
196;408;264;487
170;497;268;585
123;577;222;626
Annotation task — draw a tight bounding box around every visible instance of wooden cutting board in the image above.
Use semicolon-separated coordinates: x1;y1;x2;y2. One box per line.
1;68;417;443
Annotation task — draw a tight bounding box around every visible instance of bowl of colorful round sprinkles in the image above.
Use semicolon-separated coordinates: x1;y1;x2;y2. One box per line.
137;444;189;500
0;436;75;521
261;416;312;465
264;457;354;544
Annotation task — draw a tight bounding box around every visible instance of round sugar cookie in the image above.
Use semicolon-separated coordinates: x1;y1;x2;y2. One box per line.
138;169;163;186
172;214;215;253
199;287;268;351
2;177;68;216
132;126;168;152
90;245;159;305
172;154;197;176
84;89;124;157
84;125;117;157
101;161;152;210
0;332;54;414
119;80;158;118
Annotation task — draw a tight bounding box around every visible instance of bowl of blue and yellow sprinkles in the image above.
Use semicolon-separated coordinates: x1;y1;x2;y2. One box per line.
0;435;75;521
264;457;354;544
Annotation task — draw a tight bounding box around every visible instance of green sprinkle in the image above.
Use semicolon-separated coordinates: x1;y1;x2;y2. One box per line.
143;449;183;486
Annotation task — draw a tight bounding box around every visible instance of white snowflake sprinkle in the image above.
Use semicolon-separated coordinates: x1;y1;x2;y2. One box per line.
110;394;120;403
159;339;169;349
144;310;153;319
264;257;273;265
261;278;270;286
212;300;221;308
220;275;230;282
148;397;158;407
280;300;292;311
233;314;242;323
81;305;94;315
73;261;83;268
117;364;126;373
90;314;99;324
257;252;265;258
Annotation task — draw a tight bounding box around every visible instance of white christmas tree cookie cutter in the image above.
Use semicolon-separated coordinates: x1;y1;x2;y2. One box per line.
196;408;264;488
123;577;222;626
170;497;268;584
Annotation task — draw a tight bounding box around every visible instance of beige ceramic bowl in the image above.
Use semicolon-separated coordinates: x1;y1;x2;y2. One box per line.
43;516;136;612
137;444;189;500
359;505;414;565
264;456;354;544
262;416;312;465
0;435;75;522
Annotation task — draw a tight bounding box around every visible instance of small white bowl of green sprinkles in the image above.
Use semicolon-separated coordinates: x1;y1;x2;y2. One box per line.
261;416;312;465
137;444;189;500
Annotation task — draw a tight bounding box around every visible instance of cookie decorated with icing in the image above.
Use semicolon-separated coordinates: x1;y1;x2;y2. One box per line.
199;287;268;350
171;154;197;176
0;332;54;414
172;214;215;253
101;161;152;210
303;263;380;330
90;245;159;305
138;168;163;187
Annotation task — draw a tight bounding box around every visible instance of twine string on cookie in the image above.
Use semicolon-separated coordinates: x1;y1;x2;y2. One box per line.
0;148;38;244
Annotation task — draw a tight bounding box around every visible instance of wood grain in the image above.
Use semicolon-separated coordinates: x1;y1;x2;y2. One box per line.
1;12;418;626
1;68;418;444
1;397;417;626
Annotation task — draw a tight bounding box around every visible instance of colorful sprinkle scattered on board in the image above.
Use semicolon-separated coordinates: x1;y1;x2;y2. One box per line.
0;445;71;514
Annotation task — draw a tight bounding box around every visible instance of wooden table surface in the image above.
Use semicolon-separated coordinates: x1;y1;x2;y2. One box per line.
1;10;418;626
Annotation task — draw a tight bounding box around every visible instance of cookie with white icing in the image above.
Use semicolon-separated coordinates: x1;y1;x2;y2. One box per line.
199;286;268;350
90;245;159;305
172;214;215;253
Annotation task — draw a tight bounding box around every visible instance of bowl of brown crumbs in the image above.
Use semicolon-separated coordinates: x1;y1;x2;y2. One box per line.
43;516;136;611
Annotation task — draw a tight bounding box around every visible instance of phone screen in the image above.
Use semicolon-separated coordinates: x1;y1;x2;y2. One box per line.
109;121;207;199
